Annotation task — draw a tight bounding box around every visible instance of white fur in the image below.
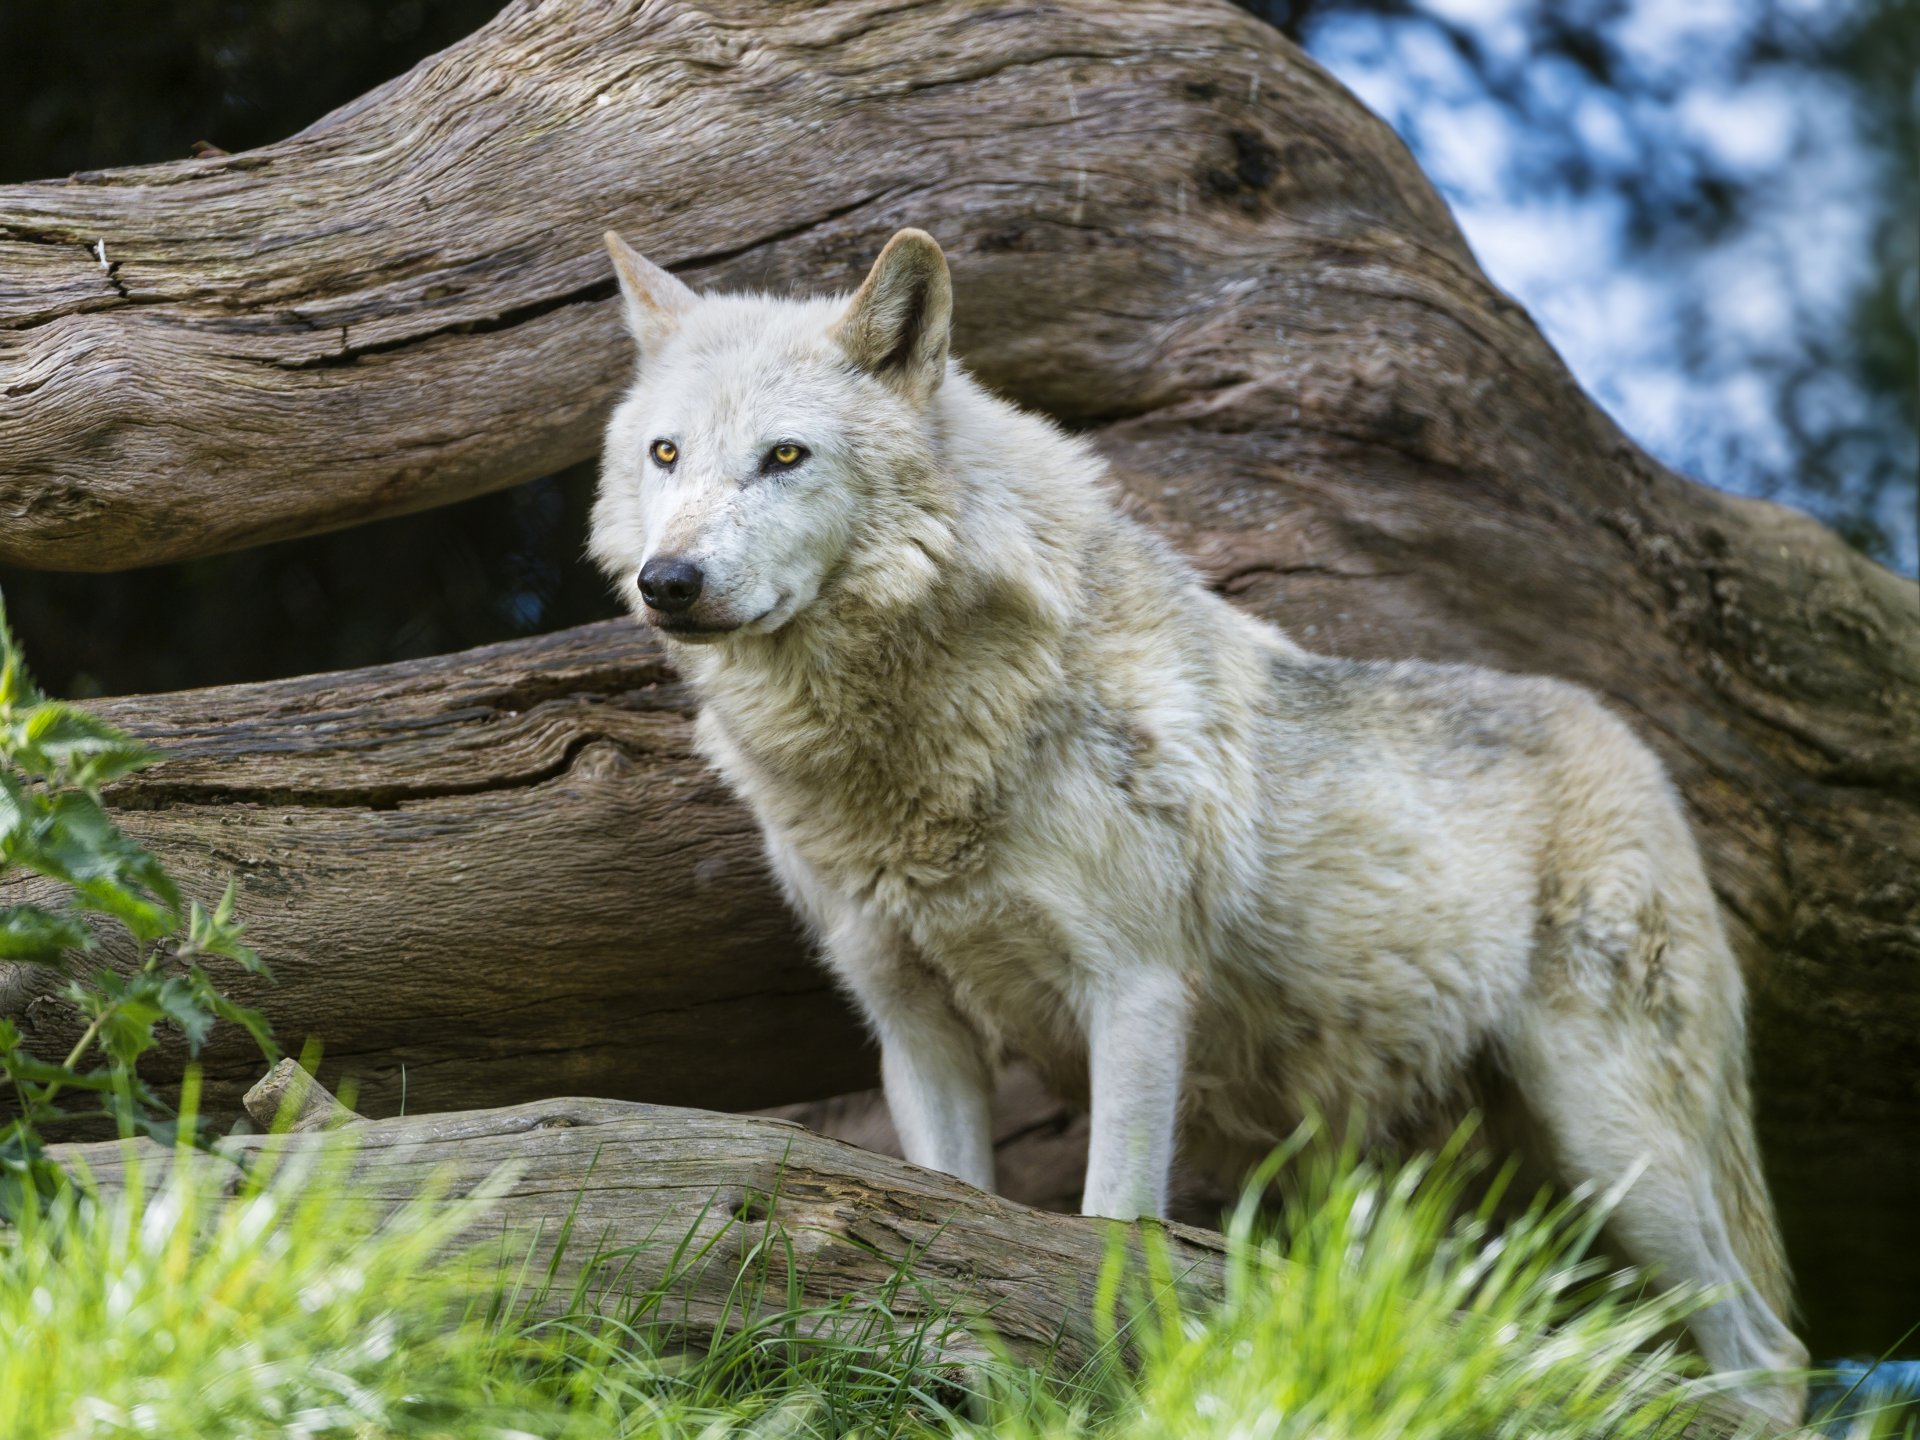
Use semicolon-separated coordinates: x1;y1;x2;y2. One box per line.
590;229;1809;1425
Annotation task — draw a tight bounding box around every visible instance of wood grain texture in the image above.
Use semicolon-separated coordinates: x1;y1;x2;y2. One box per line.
49;1095;1231;1380
0;0;1451;571
245;1055;369;1131
0;620;878;1121
1;0;1914;1349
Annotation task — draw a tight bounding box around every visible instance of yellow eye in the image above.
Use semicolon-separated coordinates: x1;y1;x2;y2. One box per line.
770;443;804;467
650;439;678;465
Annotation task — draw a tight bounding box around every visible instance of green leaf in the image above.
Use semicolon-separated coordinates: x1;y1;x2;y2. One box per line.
13;703;156;789
0;771;30;856
0;1051;119;1093
154;973;216;1054
0;1127;64;1220
0;903;90;963
212;993;278;1062
18;791;180;940
0;589;44;715
180;887;259;963
97;995;164;1070
187;965;278;1062
72;877;177;943
184;885;265;973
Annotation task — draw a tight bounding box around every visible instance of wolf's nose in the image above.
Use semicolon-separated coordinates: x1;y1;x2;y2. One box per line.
638;556;704;614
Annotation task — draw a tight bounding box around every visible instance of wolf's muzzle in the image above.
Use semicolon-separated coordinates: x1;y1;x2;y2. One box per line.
638;556;704;615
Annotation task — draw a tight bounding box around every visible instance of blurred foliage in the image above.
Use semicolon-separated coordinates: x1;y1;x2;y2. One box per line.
1836;0;1919;551
1249;0;1917;570
0;0;1911;702
0;596;274;1215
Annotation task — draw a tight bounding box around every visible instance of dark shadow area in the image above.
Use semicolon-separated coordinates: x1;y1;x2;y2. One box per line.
1;0;504;181
1;0;618;699
1;462;618;700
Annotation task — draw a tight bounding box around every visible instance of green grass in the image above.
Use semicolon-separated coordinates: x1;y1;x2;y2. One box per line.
0;1113;1904;1439
0;1085;974;1440
975;1131;1724;1440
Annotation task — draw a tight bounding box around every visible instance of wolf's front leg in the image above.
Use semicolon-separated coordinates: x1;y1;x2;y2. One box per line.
1080;965;1190;1220
828;917;996;1192
879;1026;995;1191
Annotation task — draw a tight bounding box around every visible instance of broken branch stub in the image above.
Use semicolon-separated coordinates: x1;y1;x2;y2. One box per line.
242;1057;365;1132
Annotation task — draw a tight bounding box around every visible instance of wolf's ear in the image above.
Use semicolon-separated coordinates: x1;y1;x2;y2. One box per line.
835;229;952;405
604;230;695;355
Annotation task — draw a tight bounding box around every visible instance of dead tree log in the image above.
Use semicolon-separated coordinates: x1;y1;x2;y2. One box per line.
1;0;1460;571
0;620;876;1119
51;1093;1230;1382
1;0;1914;1353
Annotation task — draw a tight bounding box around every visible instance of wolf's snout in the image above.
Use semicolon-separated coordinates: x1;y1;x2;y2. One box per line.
638;556;704;615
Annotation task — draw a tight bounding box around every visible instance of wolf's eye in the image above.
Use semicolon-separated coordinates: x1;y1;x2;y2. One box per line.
766;442;807;470
650;439;678;466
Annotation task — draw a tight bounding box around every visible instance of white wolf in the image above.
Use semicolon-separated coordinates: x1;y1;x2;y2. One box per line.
590;227;1809;1422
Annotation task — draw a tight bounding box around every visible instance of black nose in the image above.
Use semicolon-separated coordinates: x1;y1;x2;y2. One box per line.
638;556;704;614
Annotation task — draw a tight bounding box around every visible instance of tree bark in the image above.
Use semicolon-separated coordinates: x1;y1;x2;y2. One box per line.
1;620;877;1121
1;0;1914;1354
0;0;1455;572
47;1093;1231;1381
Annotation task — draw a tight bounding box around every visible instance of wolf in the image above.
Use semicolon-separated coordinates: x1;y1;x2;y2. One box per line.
589;227;1809;1423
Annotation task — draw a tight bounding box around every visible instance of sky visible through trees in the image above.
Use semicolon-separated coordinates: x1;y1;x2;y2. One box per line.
1264;0;1918;574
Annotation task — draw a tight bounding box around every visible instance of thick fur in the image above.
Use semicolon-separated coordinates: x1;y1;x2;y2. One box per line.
590;229;1808;1423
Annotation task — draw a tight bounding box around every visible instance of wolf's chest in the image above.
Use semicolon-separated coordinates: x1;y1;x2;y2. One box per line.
893;888;1084;1055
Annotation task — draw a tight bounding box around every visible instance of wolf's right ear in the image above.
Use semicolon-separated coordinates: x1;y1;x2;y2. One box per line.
835;229;952;405
604;230;696;355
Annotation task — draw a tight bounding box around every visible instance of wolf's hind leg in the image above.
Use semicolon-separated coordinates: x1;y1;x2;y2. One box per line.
1507;989;1808;1426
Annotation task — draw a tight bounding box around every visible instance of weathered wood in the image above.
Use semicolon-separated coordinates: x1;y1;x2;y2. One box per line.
52;1094;1230;1381
0;620;878;1122
0;0;1914;1355
244;1056;367;1132
0;0;1457;572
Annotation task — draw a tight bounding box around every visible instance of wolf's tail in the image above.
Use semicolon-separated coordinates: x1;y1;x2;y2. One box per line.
1713;1048;1794;1321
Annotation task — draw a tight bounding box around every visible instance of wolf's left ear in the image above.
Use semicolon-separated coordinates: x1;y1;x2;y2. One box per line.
835;229;952;405
605;230;696;355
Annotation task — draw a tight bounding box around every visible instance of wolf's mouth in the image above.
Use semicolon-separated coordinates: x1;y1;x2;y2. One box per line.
651;615;736;642
652;595;786;642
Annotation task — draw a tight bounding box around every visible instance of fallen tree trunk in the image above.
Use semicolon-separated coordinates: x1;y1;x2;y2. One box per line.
1;0;1914;1357
1;620;877;1120
53;1089;1230;1382
0;0;1464;571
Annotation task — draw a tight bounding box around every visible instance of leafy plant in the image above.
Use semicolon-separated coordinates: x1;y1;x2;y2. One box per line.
0;590;275;1213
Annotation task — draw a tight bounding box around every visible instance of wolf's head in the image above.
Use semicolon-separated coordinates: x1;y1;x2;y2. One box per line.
589;229;960;644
